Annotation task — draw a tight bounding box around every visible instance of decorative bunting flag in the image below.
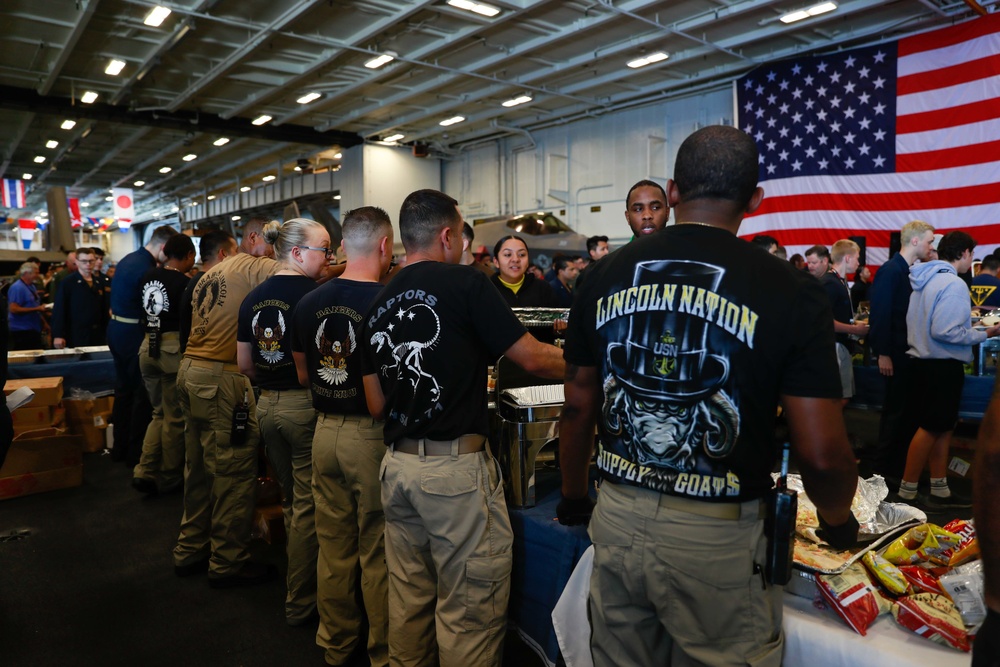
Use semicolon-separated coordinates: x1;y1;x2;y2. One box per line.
18;218;36;249
2;179;26;209
68;198;82;227
112;187;134;229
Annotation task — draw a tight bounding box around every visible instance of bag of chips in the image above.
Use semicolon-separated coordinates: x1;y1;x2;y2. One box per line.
898;565;942;595
938;567;988;626
939;519;979;567
883;524;962;566
817;562;890;636
892;593;971;652
862;551;909;596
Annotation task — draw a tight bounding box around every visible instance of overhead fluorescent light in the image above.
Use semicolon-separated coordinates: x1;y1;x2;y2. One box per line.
134;180;145;186
105;196;113;201
182;153;197;161
780;1;837;23
33;156;45;163
45;140;58;149
262;175;276;182
22;173;32;180
252;115;272;126
439;115;465;126
159;166;171;174
240;186;251;192
364;52;396;69
293;165;302;172
143;6;172;27
296;92;321;105
502;95;532;108
213;137;230;146
627;52;669;69
105;59;126;76
384;133;404;142
207;195;216;200
447;0;501;17
172;206;179;212
334;195;342;200
60;120;77;130
232;215;241;221
333;152;342;159
80;91;99;104
81;201;89;207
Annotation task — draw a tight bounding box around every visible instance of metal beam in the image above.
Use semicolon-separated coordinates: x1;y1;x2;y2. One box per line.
71;127;153;188
38;0;98;96
166;0;324;112
0;112;34;180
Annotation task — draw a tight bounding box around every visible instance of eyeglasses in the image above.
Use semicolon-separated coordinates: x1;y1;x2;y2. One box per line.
298;245;333;258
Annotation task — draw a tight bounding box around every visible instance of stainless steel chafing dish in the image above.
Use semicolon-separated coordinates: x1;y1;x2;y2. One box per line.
490;358;564;509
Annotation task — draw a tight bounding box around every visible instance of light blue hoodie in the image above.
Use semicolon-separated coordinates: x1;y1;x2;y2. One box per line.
906;260;985;363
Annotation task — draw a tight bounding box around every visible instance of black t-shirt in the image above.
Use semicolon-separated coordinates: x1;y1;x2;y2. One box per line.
292;278;383;415
360;262;527;444
564;225;840;502
140;267;191;333
237;274;317;390
820;270;853;346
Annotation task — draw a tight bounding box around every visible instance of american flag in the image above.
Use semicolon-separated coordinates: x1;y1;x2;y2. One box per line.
2;178;26;209
736;14;1000;268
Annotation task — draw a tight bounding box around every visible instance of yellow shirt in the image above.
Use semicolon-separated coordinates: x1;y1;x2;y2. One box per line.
498;274;525;295
186;253;279;364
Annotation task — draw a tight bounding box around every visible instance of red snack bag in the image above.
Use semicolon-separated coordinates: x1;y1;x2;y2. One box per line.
940;519;979;566
892;593;971;652
816;562;890;636
898;565;943;595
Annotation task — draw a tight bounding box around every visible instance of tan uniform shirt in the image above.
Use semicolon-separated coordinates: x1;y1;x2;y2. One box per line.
186;253;278;364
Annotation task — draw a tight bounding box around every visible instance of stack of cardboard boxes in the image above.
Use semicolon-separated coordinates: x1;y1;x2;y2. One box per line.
1;377;84;500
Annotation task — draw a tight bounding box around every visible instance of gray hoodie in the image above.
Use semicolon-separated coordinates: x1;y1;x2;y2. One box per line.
906;259;985;363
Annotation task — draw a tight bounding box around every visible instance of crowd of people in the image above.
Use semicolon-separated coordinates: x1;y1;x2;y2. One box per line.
2;124;998;666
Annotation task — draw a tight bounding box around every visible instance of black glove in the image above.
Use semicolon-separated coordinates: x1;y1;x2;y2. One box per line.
816;511;860;550
973;608;1000;667
556;493;595;526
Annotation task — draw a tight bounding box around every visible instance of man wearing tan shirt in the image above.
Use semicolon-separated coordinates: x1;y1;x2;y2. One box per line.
173;220;279;588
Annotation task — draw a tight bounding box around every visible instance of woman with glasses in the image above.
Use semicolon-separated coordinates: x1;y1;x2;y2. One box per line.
236;217;329;624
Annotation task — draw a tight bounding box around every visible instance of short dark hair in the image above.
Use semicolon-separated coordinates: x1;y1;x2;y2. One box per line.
343;206;392;255
163;233;195;260
673;126;759;206
805;244;830;260
149;224;178;247
626;180;666;207
587;235;608;253
462;222;475;244
937;231;976;262
198;229;235;261
553;255;572;272
399;189;461;251
91;246;106;258
981;255;1000;273
493;235;528;259
26;256;40;264
751;235;778;250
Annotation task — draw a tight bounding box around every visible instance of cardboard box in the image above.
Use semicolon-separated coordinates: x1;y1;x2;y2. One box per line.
4;377;64;407
64;396;113;453
0;430;84;501
12;403;65;434
252;504;286;544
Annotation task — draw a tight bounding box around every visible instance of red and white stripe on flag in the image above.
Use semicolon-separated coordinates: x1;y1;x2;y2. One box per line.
736;14;1000;268
2;178;26;209
67;198;83;227
112;187;135;229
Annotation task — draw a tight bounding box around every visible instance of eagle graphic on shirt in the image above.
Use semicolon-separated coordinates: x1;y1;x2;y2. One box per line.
253;310;285;363
316;317;355;385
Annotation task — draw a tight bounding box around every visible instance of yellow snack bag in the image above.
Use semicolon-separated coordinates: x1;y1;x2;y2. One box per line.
862;550;910;596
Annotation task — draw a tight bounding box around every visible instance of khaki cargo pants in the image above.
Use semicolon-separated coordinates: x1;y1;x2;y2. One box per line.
380;441;512;667
173;357;260;577
134;332;184;492
257;388;318;624
313;413;388;667
588;481;783;667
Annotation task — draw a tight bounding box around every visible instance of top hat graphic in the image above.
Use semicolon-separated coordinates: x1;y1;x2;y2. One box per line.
608;260;729;402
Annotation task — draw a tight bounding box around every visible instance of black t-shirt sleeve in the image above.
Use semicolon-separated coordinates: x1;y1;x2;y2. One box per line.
236;292;254;343
467;271;528;357
780;277;842;398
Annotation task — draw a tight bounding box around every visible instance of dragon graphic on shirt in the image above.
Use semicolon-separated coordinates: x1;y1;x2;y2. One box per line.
252;310;285;363
315;317;355;385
